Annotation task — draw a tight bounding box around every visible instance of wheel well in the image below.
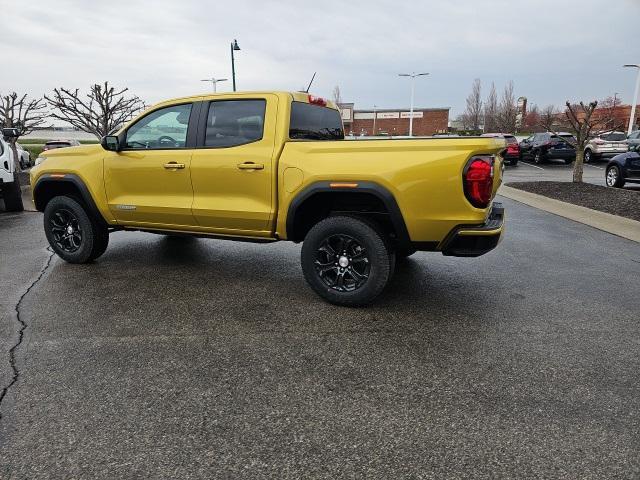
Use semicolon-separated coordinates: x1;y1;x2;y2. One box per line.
288;191;402;244
33;181;85;212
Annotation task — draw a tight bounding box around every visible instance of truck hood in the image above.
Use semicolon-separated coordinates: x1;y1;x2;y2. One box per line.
40;144;102;158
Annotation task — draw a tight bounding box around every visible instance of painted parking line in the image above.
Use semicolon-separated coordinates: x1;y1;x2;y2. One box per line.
585;164;605;170
519;161;545;171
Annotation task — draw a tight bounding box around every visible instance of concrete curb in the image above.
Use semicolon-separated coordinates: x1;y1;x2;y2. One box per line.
499;184;640;244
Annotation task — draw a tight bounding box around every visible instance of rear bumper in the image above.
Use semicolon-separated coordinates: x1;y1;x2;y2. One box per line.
440;202;505;257
594;150;628;158
547;150;575;159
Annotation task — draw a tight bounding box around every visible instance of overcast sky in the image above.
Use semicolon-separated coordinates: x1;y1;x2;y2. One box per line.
2;0;639;117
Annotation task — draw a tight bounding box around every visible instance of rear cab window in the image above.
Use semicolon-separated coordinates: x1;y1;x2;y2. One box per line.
289;101;344;140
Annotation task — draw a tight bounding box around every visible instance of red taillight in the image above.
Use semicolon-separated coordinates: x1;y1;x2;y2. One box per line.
464;156;494;208
506;143;519;154
308;95;327;106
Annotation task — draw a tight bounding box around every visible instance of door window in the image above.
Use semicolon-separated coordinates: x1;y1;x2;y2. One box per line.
125;103;192;149
204;100;266;148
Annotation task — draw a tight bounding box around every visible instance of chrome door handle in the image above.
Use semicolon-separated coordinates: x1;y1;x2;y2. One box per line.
164;162;185;169
237;162;264;170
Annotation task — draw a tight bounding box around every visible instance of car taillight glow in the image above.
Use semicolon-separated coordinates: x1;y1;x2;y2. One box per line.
464;156;494;208
506;143;519;154
308;95;327;106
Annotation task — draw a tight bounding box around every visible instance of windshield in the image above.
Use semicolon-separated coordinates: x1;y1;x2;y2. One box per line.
601;133;626;141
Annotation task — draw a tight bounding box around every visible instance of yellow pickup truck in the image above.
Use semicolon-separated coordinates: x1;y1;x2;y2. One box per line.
31;91;505;306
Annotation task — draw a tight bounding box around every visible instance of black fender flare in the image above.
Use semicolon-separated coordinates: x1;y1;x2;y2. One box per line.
33;173;107;224
286;181;411;247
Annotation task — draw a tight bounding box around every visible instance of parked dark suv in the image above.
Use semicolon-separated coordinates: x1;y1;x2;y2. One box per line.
519;132;576;164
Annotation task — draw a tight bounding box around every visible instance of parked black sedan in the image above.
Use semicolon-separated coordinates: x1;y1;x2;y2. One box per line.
519;132;576;164
605;147;640;188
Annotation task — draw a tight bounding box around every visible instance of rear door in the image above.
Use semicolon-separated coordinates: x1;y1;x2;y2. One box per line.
190;94;278;236
104;102;198;227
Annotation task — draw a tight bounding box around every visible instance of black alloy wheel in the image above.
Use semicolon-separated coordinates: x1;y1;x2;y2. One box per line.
314;233;370;292
301;216;392;306
44;195;110;263
49;208;83;253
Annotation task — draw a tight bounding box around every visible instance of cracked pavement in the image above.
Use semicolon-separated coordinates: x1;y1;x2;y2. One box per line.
1;198;639;478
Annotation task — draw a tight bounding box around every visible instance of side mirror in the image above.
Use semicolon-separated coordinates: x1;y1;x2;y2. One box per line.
101;135;120;152
2;128;20;139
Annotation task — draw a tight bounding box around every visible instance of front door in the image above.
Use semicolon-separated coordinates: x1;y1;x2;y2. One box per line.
190;96;277;236
104;103;198;228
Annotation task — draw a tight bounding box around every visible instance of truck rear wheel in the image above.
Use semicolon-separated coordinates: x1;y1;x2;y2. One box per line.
44;196;109;263
301;216;392;306
2;173;24;212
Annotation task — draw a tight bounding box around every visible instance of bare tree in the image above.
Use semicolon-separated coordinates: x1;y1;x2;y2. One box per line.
483;82;498;133
496;81;517;133
593;95;625;133
332;85;342;105
45;82;145;139
462;79;482;132
0;92;48;171
540;101;599;183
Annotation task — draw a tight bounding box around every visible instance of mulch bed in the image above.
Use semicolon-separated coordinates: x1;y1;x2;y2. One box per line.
506;181;640;222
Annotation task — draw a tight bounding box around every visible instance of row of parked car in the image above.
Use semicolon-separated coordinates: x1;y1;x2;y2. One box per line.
482;131;640;189
482;131;639;166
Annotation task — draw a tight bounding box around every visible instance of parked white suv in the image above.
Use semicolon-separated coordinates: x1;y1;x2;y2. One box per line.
584;131;628;163
0;129;24;211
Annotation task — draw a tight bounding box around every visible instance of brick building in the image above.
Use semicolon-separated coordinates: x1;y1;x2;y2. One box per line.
338;103;449;136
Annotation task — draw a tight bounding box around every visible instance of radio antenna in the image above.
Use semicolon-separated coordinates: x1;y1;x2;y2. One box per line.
305;72;317;93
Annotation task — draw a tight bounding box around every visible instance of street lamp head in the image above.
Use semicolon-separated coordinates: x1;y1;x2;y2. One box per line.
232;39;241;51
416;72;430;77
398;73;411;77
623;64;640;68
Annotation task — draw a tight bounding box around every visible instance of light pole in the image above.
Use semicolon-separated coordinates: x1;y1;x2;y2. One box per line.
398;72;429;136
624;64;640;135
372;104;377;136
200;77;228;93
230;39;241;92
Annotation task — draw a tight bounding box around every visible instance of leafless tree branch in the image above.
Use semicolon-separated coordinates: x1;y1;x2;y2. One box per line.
45;81;145;139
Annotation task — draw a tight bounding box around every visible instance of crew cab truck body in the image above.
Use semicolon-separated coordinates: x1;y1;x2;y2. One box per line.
31;91;505;306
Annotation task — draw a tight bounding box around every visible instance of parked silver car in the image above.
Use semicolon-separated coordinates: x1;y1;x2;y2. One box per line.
584;131;628;163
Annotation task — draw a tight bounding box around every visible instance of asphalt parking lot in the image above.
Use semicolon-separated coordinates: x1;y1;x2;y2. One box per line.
1;196;639;478
505;157;640;191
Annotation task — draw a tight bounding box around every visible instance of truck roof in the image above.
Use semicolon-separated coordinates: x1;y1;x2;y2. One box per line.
151;91;338;110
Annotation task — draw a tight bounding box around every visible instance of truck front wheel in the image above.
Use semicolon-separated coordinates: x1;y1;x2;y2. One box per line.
44;196;109;263
301;216;392;306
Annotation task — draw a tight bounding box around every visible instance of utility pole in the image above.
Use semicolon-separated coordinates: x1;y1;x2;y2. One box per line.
372;104;377;136
200;77;227;93
623;64;640;135
230;39;241;92
398;72;429;136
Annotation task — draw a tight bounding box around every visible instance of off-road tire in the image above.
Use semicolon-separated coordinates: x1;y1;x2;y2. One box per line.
301;215;392;306
2;173;24;212
44;196;109;263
